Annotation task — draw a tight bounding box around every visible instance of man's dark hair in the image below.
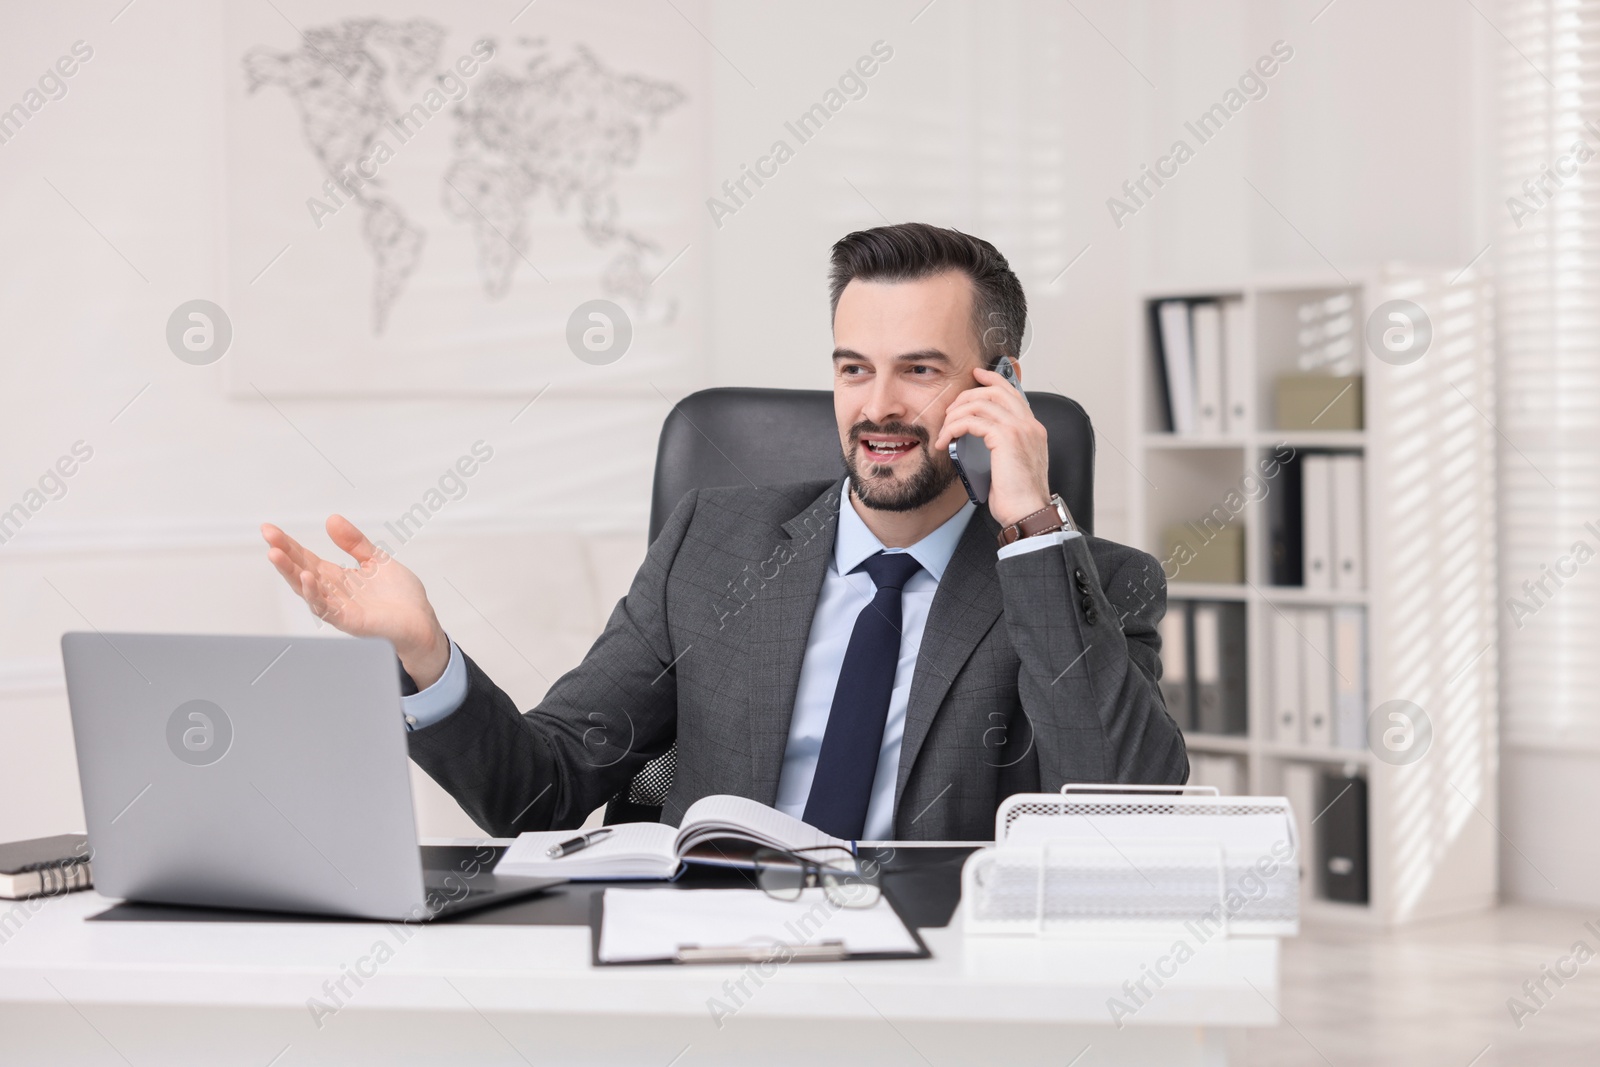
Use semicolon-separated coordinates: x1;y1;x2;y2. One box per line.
827;222;1027;368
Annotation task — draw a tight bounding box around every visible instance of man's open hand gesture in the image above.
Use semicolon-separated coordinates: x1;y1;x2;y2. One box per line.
261;515;452;689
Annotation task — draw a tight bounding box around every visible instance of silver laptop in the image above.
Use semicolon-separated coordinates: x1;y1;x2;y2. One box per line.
61;632;560;921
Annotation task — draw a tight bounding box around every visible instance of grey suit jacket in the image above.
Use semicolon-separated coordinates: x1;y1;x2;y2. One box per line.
407;479;1188;841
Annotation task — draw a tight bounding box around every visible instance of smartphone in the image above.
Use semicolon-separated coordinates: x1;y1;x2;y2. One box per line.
948;355;1026;506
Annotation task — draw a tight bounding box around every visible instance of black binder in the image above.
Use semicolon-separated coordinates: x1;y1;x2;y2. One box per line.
1268;451;1305;586
1317;772;1369;904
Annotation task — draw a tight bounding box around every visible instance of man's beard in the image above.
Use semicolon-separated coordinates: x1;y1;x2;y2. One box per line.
842;420;958;512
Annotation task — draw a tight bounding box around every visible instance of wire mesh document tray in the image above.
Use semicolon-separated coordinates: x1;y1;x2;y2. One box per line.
962;784;1299;937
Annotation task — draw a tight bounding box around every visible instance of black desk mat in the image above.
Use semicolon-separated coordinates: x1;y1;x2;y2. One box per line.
86;845;977;931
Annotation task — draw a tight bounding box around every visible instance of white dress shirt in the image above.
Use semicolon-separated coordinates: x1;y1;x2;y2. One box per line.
771;486;975;840
402;484;1080;839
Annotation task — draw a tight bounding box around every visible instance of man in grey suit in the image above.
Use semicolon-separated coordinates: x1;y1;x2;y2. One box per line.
262;223;1187;842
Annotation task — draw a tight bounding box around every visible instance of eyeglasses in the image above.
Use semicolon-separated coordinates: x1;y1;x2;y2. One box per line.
753;846;882;909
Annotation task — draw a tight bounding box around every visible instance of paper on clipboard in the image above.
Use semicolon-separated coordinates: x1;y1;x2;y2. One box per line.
595;887;923;965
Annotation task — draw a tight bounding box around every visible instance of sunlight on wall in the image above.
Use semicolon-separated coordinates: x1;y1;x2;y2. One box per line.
1370;268;1498;921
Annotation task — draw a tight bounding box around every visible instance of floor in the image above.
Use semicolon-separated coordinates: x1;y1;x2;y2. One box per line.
1240;904;1600;1065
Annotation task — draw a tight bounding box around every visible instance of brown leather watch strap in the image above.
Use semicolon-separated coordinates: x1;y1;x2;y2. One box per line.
997;494;1073;547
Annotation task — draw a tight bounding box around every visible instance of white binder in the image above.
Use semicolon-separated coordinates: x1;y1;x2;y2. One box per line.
1222;299;1251;433
1192;602;1221;733
1192;302;1225;436
1270;609;1302;743
1188;754;1242;795
1332;607;1367;749
1300;608;1334;748
1157;300;1197;434
1302;455;1333;590
1331;455;1365;590
1158;602;1192;731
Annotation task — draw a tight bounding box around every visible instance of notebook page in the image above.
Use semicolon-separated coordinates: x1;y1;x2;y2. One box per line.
496;822;678;879
674;794;848;856
598;887;919;963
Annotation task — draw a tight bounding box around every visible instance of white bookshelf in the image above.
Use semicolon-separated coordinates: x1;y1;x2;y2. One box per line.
1129;266;1498;927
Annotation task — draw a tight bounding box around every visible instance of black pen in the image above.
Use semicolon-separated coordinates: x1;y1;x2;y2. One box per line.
545;827;614;859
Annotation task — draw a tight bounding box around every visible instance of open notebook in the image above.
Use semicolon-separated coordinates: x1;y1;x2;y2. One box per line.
495;794;849;880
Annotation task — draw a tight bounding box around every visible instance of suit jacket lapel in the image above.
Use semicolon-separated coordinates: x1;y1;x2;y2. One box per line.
745;481;841;805
894;506;1005;814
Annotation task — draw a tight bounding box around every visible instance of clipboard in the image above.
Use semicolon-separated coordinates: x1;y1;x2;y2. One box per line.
588;889;931;966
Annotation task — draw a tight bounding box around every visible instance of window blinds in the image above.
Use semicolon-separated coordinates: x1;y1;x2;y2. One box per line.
1499;0;1600;749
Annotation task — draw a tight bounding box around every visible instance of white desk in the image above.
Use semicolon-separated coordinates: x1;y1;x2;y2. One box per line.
0;882;1278;1066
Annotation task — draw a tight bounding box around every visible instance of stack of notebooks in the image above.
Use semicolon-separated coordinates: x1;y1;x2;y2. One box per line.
1269;451;1365;591
1151;297;1250;436
496;794;848;880
0;834;92;899
1157;600;1246;736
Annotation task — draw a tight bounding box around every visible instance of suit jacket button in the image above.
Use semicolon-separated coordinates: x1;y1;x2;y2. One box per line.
1074;568;1087;584
1080;595;1095;613
1085;608;1099;625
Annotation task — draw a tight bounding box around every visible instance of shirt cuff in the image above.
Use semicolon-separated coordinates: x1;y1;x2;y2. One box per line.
996;528;1083;561
402;639;468;731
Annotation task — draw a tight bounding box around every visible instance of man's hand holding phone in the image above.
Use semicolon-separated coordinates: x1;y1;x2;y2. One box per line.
261;515;453;689
935;364;1053;528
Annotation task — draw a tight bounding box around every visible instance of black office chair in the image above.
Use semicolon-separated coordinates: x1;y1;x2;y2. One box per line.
602;386;1096;825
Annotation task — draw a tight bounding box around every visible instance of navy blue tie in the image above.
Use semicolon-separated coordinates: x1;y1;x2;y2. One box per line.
802;551;924;840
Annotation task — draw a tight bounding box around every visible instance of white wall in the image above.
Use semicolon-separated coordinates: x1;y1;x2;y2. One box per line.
0;1;673;841
703;0;1141;530
7;0;1570;908
0;0;1144;843
1131;0;1490;277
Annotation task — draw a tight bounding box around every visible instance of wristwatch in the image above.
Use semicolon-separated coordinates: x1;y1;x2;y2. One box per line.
997;493;1075;548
